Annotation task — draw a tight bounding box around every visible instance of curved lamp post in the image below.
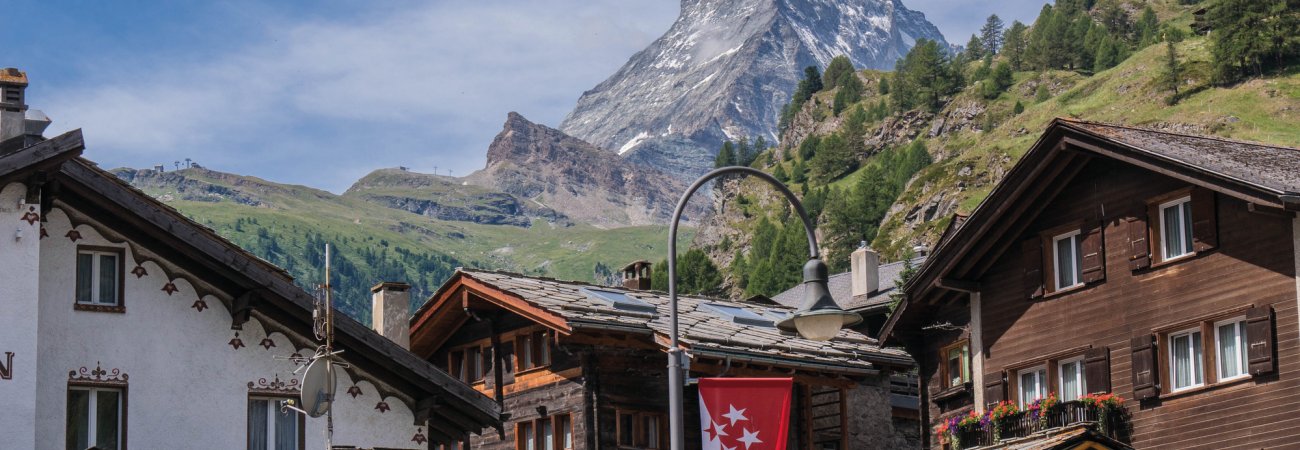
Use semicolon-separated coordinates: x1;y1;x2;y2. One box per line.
666;166;861;450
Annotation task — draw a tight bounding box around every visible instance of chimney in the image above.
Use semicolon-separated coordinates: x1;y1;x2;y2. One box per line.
0;68;52;150
371;281;412;349
851;242;880;298
622;260;652;290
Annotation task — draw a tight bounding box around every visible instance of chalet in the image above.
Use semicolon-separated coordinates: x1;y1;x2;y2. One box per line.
0;69;500;449
883;118;1300;449
410;266;921;449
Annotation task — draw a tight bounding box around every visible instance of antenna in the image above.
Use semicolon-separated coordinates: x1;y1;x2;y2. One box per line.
275;243;350;449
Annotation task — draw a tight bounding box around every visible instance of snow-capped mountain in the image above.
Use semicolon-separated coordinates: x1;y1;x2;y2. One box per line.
559;0;949;178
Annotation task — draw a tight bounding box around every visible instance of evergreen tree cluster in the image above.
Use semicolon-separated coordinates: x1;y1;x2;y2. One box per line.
891;39;964;112
714;136;769;168
817;140;933;270
1015;2;1166;74
1208;0;1300;84
649;248;724;296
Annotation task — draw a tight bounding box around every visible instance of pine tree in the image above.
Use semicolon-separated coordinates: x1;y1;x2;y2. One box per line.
892;39;958;112
823;55;856;90
791;160;807;183
878;76;890;95
1163;40;1182;103
832;71;864;115
1093;35;1120;72
809;133;856;182
1013;100;1025;114
982;62;1014;99
773;164;789;182
736;137;753;166
1135;6;1159;48
715;141;736;167
1035;84;1051;103
1209;0;1300;84
794;66;824;102
965;34;985;60
1003;21;1029;70
980;15;1005;55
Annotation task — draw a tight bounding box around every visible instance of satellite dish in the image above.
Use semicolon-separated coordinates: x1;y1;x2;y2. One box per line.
301;357;337;418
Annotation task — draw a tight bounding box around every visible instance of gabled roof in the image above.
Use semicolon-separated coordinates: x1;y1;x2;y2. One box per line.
770;256;925;313
413;269;914;374
2;131;501;442
882;119;1300;343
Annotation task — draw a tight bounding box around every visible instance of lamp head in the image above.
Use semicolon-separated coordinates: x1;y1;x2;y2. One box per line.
776;259;863;341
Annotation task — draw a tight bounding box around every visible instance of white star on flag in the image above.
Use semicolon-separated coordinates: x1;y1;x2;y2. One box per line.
705;419;729;441
737;428;763;449
723;405;748;425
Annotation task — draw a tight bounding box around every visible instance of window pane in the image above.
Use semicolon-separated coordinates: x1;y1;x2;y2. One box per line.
541;420;554;450
77;253;94;303
1182;202;1194;254
1056;237;1074;287
1061;362;1081;401
249;399;269;450
1219;322;1243;379
521;336;534;370
96;390;120;450
1191;331;1204;384
99;254;118;305
1174;334;1191;388
67;389;90;450
619;414;634;445
522;422;536;450
559;415;573;449
646;416;660;448
274;401;297;450
1035;370;1047;400
1164;204;1183;258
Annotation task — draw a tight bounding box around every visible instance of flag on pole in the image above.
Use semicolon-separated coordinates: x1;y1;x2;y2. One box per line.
698;378;793;450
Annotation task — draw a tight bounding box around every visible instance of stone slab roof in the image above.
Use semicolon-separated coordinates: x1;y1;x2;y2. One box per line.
459;269;914;372
770;257;925;312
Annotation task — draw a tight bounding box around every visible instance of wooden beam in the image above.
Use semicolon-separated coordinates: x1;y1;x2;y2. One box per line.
934;277;980;294
0;129;83;182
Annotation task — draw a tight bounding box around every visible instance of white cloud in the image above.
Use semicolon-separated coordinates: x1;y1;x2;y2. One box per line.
42;1;678;192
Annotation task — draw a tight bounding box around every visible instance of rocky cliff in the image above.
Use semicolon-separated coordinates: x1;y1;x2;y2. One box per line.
560;0;949;178
344;168;566;227
464;112;708;228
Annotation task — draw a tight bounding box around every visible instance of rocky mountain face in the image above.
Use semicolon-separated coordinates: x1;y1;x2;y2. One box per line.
560;0;949;178
463;112;709;228
111;167;328;207
344;168;566;227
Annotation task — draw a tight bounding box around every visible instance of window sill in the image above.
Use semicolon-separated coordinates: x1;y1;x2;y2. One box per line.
1147;250;1205;270
74;303;124;313
1160;375;1254;401
932;383;971;403
1042;281;1097;299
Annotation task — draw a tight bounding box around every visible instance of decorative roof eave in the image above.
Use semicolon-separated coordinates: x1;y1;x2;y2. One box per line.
883;118;1300;344
410;270;573;357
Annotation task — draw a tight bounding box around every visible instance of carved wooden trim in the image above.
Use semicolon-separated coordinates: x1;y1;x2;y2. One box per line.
68;361;129;387
247;374;301;395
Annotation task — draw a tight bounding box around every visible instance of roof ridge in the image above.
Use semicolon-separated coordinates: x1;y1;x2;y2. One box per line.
1057;117;1300;152
461;267;787;309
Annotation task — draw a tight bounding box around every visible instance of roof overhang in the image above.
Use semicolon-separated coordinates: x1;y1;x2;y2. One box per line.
410;270;572;358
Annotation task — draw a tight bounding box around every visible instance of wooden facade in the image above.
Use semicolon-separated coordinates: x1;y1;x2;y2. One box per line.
884;119;1300;449
412;269;921;449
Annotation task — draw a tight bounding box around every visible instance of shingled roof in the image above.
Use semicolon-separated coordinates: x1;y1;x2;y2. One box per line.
770;257;925;312
440;269;914;373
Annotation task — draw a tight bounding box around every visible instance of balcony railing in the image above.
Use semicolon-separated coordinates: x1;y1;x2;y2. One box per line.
952;401;1126;449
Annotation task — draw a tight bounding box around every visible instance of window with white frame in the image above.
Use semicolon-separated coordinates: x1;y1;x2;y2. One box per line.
1215;317;1249;382
1058;357;1086;401
1169;328;1204;391
1053;230;1083;290
76;247;122;306
1159;197;1194;260
67;386;123;450
944;341;970;388
1017;366;1048;407
248;397;300;450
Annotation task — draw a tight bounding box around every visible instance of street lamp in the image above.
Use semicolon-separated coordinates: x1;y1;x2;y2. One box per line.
665;166;861;450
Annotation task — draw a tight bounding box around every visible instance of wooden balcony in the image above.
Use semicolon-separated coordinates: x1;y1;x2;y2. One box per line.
952;401;1127;449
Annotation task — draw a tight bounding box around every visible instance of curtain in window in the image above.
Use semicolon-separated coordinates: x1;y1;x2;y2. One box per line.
1060;362;1081;401
1163;204;1183;258
1056;237;1074;287
274;402;297;450
1181;203;1193;253
67;390;90;450
249;399;268;450
98;254;117;304
1174;332;1203;388
77;253;94;303
1219;323;1244;378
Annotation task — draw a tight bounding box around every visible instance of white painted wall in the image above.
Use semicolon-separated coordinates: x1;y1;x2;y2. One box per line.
22;205;427;449
0;182;41;448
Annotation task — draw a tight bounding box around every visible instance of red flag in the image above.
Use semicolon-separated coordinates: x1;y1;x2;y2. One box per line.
698;378;793;450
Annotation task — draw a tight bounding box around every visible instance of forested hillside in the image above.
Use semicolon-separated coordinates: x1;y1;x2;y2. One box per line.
695;0;1300;300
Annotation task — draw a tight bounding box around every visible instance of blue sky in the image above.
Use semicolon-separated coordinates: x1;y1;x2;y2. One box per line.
5;1;1042;192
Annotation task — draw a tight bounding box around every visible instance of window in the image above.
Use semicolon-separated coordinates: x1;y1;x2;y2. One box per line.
466;346;484;382
1053;230;1082;290
248;397;301;450
517;330;552;372
518;421;536;450
1017;366;1047;407
517;415;572;450
582;288;657;313
557;414;573;450
76;247;123;309
1215;317;1248;382
941;340;970;388
67;387;123;450
617;411;665;449
1169;328;1204;392
703;303;774;326
1058;357;1085;401
450;350;465;381
1159;197;1194;260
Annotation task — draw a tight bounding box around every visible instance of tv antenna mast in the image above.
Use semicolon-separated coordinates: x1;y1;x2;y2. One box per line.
278;243;350;449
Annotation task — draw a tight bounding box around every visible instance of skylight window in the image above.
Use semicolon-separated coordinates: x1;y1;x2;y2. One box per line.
581;288;657;313
703;303;774;327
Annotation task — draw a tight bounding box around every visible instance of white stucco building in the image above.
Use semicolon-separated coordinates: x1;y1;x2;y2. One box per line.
0;69;500;449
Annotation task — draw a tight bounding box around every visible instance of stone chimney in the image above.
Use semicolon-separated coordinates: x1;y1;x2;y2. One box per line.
622;260;652;290
0;68;52;150
371;281;411;349
850;242;880;298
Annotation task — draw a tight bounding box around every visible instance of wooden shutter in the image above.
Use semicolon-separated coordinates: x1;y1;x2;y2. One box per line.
1080;222;1106;283
1246;305;1276;376
1131;335;1159;400
1022;239;1044;299
1083;347;1111;394
1127;213;1151;270
1191;188;1218;252
984;371;1007;407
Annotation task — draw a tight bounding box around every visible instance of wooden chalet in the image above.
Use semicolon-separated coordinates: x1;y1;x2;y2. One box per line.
410;266;921;449
883;118;1300;449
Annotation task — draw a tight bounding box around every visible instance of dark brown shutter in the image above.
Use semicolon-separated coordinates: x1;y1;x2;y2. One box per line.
1084;347;1111;394
1131;335;1159;400
1022;239;1044;299
1191;188;1218;252
1080;222;1106;283
984;371;1006;407
1246;305;1276;376
1127;214;1151;270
